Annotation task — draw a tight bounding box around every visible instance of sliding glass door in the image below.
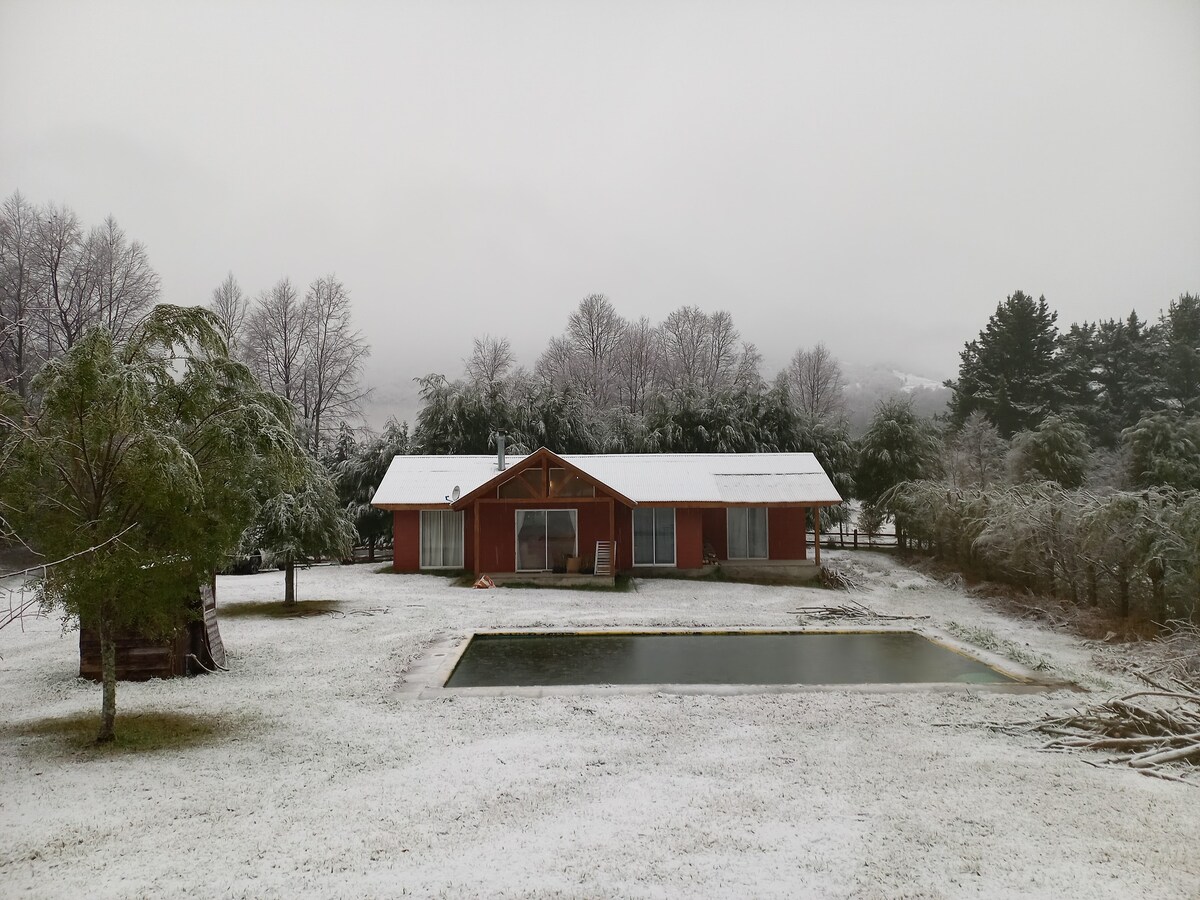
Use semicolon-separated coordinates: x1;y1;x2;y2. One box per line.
515;509;578;571
633;507;675;566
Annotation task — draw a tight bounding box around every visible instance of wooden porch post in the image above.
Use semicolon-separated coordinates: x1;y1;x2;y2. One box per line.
473;503;481;576
814;506;821;567
608;498;615;564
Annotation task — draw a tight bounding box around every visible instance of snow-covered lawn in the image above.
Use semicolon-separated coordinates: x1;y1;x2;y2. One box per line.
2;552;1197;899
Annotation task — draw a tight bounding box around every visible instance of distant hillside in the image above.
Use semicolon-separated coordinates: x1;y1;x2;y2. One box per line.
842;363;951;437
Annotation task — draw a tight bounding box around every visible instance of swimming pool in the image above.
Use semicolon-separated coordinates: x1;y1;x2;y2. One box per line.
443;629;1024;688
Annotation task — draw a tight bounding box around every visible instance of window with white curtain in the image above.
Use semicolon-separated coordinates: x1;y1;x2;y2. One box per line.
420;510;464;568
727;507;768;559
633;507;675;566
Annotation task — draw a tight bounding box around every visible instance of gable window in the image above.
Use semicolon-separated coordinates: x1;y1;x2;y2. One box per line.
633;507;675;566
516;509;578;571
727;507;768;559
498;470;542;499
420;510;464;569
549;468;595;498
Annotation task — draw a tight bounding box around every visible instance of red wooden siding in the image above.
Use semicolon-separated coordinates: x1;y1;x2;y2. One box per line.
768;506;807;560
614;503;632;571
392;510;420;572
476;503;513;572
675;508;705;568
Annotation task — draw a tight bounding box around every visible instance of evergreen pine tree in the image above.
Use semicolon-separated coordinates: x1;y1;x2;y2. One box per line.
1121;412;1200;491
1091;312;1166;441
1056;321;1103;439
1008;415;1090;488
855;397;942;505
948;291;1063;437
1162;294;1200;415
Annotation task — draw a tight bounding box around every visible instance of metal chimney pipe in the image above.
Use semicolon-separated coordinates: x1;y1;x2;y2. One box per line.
497;434;506;471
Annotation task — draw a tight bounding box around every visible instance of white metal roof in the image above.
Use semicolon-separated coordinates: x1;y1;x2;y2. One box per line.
371;452;842;507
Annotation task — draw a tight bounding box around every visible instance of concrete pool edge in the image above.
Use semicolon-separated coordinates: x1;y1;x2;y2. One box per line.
398;625;1080;699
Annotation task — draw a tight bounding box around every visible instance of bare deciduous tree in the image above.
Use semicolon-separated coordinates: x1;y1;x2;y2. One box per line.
787;342;847;423
89;215;159;343
0;191;40;399
464;334;514;388
247;278;308;404
33;203;92;356
566;293;624;405
660;305;710;392
659;305;750;394
536;334;583;389
706;310;743;392
208;272;250;360
733;341;764;392
614;316;660;413
299;274;369;455
3;198;158;377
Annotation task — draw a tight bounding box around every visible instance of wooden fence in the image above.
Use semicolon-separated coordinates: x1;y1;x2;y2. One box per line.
817;530;900;550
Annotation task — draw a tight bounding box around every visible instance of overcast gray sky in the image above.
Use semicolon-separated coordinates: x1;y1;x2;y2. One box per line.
3;0;1198;421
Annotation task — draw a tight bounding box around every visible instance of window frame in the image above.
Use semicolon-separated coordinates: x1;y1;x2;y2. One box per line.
514;508;579;572
419;509;465;570
632;506;677;567
727;507;769;560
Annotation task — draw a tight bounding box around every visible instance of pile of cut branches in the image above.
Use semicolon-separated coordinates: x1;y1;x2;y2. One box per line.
1132;620;1200;681
792;596;929;622
1004;672;1200;785
819;565;866;592
1095;619;1200;683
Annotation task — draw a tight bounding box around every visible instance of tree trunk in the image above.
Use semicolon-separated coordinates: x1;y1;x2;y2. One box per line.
1117;571;1130;619
1148;559;1166;622
368;536;376;562
284;552;296;604
1151;574;1165;623
97;617;117;744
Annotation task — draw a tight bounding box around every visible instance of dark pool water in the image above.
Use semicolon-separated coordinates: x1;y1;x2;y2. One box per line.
444;631;1019;688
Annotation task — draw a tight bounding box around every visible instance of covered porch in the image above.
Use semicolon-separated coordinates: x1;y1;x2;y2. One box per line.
455;448;628;578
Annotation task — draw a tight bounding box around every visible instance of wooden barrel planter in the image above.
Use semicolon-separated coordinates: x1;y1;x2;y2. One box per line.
78;583;227;682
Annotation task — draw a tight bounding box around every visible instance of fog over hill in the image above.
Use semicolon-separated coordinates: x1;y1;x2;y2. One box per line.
841;363;952;437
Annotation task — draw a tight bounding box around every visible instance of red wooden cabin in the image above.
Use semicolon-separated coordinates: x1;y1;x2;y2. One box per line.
372;447;842;581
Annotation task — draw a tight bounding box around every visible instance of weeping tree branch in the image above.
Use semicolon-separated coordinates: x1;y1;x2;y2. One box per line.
0;524;139;633
0;522;138;581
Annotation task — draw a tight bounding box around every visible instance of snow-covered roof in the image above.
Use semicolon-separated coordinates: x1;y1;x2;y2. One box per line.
371;452;842;507
372;455;530;507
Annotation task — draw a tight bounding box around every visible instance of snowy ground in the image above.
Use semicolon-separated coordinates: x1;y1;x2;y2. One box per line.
2;552;1198;899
